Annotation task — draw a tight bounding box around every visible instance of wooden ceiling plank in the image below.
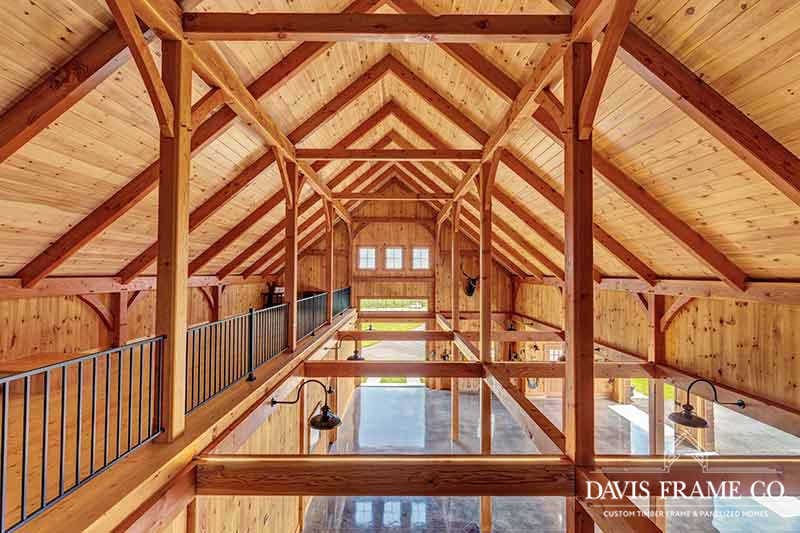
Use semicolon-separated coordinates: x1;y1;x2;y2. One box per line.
388;110;567;280
0;24;155;164
393;163;545;280
183;13;573;43
532;93;748;291
107;0;174;137
551;0;800;209
15;0;378;287
501;152;657;285
120;63;394;282
243;160;396;277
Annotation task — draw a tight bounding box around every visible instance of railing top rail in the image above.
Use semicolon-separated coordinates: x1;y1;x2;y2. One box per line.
188;310;250;332
298;292;328;303
256;302;288;313
0;335;165;385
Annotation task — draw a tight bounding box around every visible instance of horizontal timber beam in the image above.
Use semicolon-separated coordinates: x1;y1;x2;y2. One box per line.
303;360;483;378
0;275;271;300
296;148;482;161
528;277;800;305
182;13;573;43
195;455;575;496
332;192;452;201
462;330;564;343
336;330;453;341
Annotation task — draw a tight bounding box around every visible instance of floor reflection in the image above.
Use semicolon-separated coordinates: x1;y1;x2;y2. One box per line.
301;386;800;532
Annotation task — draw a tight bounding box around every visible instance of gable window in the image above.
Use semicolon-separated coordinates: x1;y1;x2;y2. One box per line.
385;247;403;270
358;247;376;269
411;247;430;269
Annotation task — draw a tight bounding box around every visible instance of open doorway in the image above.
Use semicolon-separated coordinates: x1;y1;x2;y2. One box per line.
357;320;427;386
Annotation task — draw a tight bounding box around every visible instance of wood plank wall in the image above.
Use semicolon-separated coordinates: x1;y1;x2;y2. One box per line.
515;284;800;410
0;283;266;363
297;199;513;314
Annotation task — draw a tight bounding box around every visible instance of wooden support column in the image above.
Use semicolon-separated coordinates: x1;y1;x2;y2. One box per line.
648;295;667;533
111;291;129;347
478;160;497;363
325;201;335;323
186;498;198;533
567;497;593;533
481;380;492;455
451;200;462;332
156;39;192;442
285;161;300;351
209;285;221;322
648;293;666;456
481;496;492;532
450;200;461;440
563;41;594;466
297;384;307;530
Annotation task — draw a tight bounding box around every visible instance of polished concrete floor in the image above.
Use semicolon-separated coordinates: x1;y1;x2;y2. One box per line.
302;386;800;532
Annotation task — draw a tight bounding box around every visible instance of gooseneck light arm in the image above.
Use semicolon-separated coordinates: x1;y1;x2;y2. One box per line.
685;378;745;408
271;379;333;407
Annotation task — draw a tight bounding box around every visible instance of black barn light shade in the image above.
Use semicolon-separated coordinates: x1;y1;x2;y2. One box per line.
271;379;342;431
668;378;746;428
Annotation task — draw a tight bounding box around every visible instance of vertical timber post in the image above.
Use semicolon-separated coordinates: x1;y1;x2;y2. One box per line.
285;161;299;351
155;39;191;442
479;157;498;457
325;201;334;324
450;200;462;440
564;40;594;467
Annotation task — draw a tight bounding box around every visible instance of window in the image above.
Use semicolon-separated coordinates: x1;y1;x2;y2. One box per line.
385;247;403;270
358;247;376;269
383;501;402;527
411;247;430;269
354;501;373;527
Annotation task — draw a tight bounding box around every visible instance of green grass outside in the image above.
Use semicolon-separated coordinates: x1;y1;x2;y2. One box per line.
359;321;424;348
379;377;408;384
630;378;676;401
359;298;428;311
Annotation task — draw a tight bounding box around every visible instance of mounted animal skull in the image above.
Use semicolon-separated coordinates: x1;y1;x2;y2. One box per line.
461;263;479;297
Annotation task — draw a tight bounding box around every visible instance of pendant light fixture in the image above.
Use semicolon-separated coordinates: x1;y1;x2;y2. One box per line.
271;379;342;431
668;378;746;428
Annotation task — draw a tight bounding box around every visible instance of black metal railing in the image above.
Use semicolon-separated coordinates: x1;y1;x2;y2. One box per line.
185;304;289;414
252;304;288;369
332;287;351;316
0;336;164;531
297;293;327;340
185;312;249;413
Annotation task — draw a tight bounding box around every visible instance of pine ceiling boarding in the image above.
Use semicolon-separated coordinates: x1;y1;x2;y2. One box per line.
0;0;798;287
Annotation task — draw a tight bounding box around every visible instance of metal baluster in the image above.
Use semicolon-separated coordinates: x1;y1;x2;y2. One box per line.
147;343;153;435
59;367;67;495
1;383;8;532
127;349;133;451
137;345;144;444
116;352;123;458
76;361;83;485
157;340;164;432
104;354;110;467
247;309;255;381
41;371;50;507
21;376;30;521
90;358;97;475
